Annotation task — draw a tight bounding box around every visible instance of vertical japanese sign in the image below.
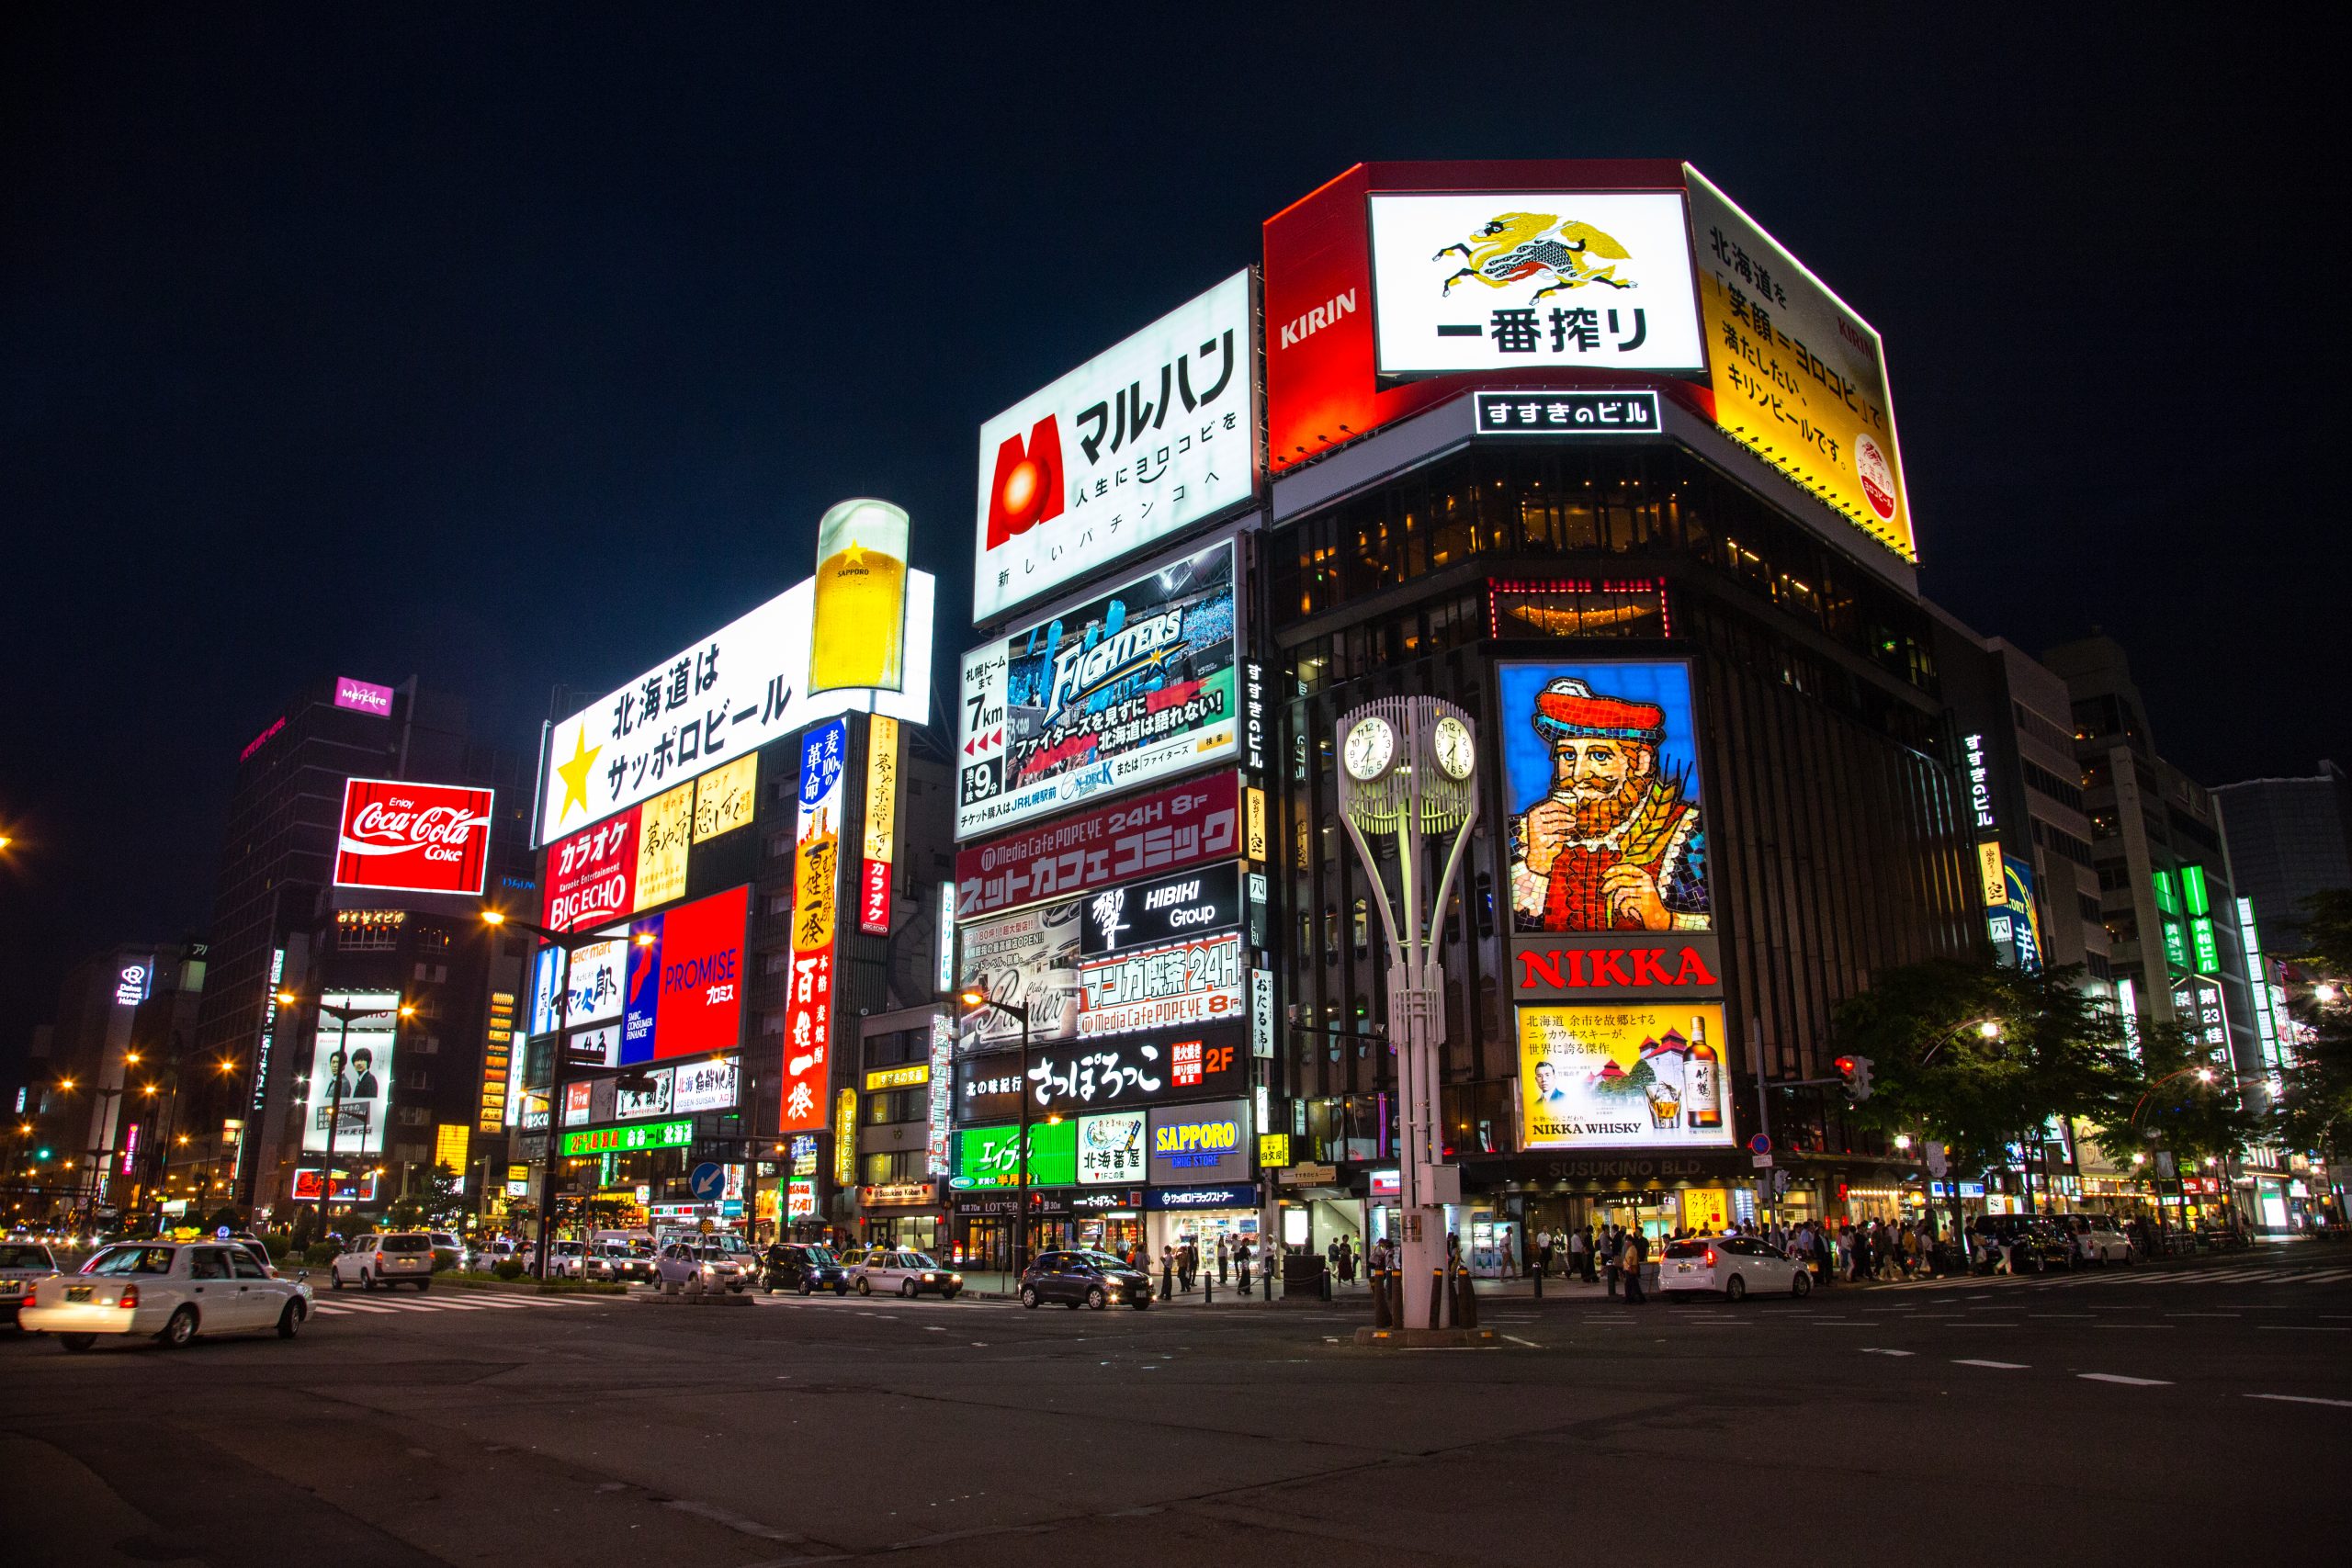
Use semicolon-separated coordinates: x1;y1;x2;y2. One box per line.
635;781;693;911
692;752;758;842
834;1088;857;1190
479;990;514;1134
924;1011;954;1177
860;714;899;934
782;720;846;1133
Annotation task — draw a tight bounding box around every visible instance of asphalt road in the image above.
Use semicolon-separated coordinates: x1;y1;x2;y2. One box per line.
5;1249;2349;1567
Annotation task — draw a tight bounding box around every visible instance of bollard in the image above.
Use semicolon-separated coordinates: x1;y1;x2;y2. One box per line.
1429;1268;1445;1329
1204;1270;1215;1305
1454;1264;1479;1328
1372;1266;1392;1328
1532;1261;1543;1301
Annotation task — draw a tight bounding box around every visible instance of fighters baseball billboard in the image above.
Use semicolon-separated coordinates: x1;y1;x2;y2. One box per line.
974;270;1257;625
956;539;1238;839
333;779;495;897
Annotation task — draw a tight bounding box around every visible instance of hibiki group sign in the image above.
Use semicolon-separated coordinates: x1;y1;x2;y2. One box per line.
781;720;845;1133
957;540;1238;838
333;779;494;897
974;271;1257;624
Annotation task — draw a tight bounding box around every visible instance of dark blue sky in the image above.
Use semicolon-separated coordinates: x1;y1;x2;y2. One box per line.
5;8;2345;1063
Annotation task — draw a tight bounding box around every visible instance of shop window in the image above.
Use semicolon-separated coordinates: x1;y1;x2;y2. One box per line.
1351;898;1370;959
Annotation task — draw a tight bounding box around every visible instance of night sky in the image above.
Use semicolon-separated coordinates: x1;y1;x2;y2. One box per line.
5;10;2345;1068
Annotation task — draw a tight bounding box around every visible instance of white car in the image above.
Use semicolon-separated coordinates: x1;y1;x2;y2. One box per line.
654;1241;746;1293
22;1241;314;1349
850;1248;964;1300
2072;1214;2136;1265
1;1241;61;1328
328;1232;435;1292
1657;1235;1812;1302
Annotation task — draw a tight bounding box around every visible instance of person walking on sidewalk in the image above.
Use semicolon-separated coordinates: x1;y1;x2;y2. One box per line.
1236;1236;1253;1294
1160;1245;1174;1302
1621;1229;1648;1304
1601;1225;1622;1298
1216;1234;1230;1286
1566;1226;1587;1282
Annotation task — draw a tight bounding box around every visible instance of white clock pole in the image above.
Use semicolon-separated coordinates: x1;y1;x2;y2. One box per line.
1337;697;1479;1326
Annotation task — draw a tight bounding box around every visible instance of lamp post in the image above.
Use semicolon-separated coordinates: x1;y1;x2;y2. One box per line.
482;908;653;1280
280;990;413;1239
958;987;1034;1282
1334;698;1480;1327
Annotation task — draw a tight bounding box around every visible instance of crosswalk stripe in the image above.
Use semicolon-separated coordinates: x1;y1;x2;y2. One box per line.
320;1301;394;1314
2295;1269;2352;1284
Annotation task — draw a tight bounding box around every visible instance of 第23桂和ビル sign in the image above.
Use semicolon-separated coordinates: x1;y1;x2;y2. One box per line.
957;539;1238;839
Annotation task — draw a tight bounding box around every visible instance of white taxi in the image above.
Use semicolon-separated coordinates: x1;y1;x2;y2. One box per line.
1;1241;62;1328
22;1241;314;1350
1657;1235;1813;1302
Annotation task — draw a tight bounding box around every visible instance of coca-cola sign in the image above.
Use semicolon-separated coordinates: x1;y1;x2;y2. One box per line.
334;778;495;896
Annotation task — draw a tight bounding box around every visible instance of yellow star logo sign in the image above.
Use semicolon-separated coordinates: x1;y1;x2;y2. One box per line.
554;726;602;824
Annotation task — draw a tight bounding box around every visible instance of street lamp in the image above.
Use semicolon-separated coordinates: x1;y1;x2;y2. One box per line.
278;990;414;1239
481;907;653;1280
959;985;1035;1281
1335;697;1480;1326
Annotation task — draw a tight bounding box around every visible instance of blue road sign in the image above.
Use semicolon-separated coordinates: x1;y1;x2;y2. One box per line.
687;1161;726;1201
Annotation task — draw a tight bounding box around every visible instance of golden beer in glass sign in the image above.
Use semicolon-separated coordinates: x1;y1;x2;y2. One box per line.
809;498;910;694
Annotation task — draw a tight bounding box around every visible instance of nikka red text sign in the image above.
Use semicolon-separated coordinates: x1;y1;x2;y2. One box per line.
334;778;495;897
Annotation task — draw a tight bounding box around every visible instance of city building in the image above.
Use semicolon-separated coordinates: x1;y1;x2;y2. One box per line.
514;508;947;1253
2213;761;2352;957
2042;633;2288;1227
185;673;529;1216
33;941;207;1227
944;161;1991;1280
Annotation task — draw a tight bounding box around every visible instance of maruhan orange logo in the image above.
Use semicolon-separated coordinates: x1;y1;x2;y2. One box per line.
1435;213;1636;301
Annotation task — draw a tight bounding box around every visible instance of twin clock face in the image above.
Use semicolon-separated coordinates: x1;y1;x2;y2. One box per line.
1342;715;1475;782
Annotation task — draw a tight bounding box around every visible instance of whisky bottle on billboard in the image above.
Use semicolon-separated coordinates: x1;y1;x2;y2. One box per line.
808;498;910;695
1687;1014;1723;1130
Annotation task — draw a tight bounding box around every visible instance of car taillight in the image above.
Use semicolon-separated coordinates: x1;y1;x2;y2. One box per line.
1703;1248;1716;1267
376;1251;386;1268
119;1285;140;1310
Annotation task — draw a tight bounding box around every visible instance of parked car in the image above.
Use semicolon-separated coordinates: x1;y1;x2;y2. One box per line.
851;1247;964;1300
759;1242;849;1295
424;1231;464;1270
0;1241;62;1327
1968;1215;2077;1273
22;1241;313;1349
468;1237;515;1271
2070;1213;2136;1266
1018;1249;1151;1311
543;1239;593;1279
655;1241;747;1293
1657;1236;1812;1302
329;1232;435;1291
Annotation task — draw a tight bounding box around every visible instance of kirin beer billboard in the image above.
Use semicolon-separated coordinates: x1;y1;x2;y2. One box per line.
334;778;495;897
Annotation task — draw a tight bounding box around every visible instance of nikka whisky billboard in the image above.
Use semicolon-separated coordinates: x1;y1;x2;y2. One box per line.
1517;1004;1732;1152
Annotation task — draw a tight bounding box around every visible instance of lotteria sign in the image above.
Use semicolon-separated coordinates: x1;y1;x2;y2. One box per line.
560;1119;694;1157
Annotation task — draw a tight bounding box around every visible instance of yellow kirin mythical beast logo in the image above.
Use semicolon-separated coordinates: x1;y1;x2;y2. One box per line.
1434;213;1636;300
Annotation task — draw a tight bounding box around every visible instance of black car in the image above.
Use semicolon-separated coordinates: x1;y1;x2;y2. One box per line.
760;1242;850;1296
1019;1248;1153;1311
1968;1214;2076;1273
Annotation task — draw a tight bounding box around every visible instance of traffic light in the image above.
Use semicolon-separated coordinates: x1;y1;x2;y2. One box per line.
1833;1055;1875;1101
35;1147;51;1162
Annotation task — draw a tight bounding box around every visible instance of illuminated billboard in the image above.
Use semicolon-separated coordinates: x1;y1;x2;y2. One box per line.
1366;192;1703;376
300;990;401;1156
955;772;1241;922
957;539;1238;838
1498;660;1708;936
974;271;1257;624
859;715;899;934
1684;165;1914;560
623;885;749;1064
334;778;495;896
781;721;845;1132
1517;1003;1733;1151
537;563;933;845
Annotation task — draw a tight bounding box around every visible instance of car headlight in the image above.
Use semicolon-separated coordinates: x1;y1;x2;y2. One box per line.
922;1272;936;1281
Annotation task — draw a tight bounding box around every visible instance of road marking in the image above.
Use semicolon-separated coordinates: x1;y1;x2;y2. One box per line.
2259;1325;2352;1332
319;1302;394;1314
2093;1323;2174;1329
1502;1334;1541;1348
923;1325;945;1332
1952;1359;2028;1370
2299;1269;2352;1284
2167;1313;2239;1318
2245;1393;2352;1409
2079;1373;2171;1386
1860;1348;1915;1357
